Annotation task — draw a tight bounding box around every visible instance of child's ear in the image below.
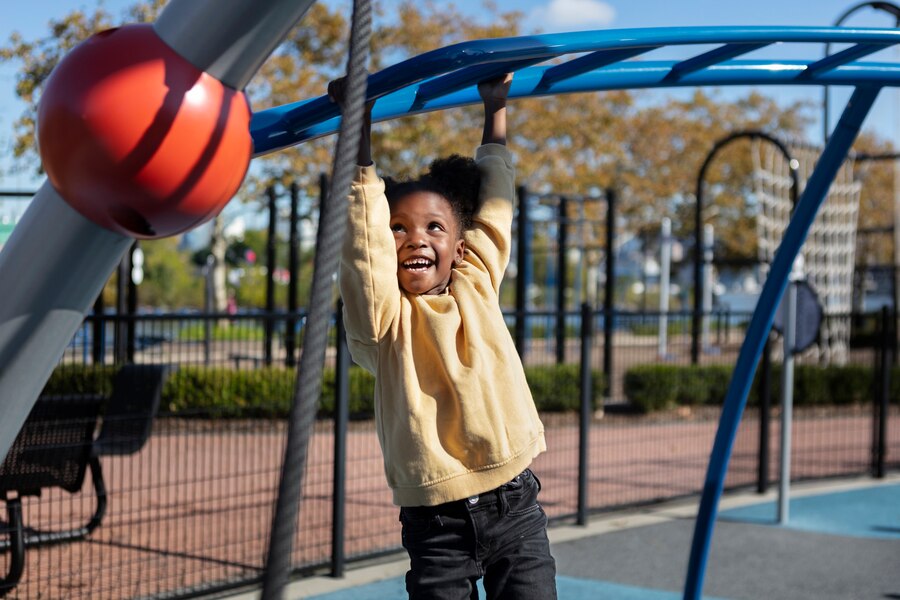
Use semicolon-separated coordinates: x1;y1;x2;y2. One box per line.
454;239;465;265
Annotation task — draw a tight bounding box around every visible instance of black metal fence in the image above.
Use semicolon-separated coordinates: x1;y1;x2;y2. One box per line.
1;307;897;599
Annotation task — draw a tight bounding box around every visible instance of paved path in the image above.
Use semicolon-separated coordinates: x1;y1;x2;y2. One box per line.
284;475;900;600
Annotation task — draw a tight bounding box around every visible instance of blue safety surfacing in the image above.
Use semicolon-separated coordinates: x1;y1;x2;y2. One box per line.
719;483;900;539
306;575;730;599
305;483;898;600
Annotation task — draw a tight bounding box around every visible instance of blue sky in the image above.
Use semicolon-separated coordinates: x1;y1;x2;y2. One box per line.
2;0;899;192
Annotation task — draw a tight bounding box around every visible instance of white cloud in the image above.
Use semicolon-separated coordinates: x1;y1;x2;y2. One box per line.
527;0;616;32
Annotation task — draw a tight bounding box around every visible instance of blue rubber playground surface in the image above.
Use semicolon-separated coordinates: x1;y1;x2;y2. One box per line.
303;480;900;600
305;575;730;600
718;483;900;539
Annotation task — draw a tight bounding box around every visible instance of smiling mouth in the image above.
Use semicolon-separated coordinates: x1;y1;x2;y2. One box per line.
402;258;434;272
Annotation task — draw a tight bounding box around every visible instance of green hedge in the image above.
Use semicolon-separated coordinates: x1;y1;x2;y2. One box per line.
45;363;605;418
624;363;888;413
164;367;295;417
45;364;118;395
524;364;605;412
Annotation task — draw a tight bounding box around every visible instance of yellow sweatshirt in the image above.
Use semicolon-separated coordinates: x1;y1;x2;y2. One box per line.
339;144;546;507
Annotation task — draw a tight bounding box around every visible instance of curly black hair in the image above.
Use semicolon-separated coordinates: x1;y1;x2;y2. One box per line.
384;154;481;233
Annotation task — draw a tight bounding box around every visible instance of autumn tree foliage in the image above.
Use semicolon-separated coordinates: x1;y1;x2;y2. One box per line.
2;0;894;308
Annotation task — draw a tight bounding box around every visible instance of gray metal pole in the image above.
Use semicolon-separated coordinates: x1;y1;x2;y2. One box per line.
0;184;132;463
658;217;672;358
778;257;803;524
154;0;316;90
701;224;714;354
0;0;316;463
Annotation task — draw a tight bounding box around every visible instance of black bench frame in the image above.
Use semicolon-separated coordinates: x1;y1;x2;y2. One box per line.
0;364;171;596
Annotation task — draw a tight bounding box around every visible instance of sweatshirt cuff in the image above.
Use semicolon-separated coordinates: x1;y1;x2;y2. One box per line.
475;143;512;166
355;163;382;185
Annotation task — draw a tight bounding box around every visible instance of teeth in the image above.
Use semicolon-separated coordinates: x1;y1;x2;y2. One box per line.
403;258;432;269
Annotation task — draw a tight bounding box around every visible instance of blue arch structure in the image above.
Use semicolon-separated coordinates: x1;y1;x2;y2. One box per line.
250;26;900;600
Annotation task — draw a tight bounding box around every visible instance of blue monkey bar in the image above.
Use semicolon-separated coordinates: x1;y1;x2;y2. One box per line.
250;25;900;154
250;25;900;600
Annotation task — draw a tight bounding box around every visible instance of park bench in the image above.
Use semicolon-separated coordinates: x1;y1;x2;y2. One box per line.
228;352;265;368
0;364;172;596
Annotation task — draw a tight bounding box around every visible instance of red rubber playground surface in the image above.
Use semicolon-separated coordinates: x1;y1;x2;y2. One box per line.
3;406;896;599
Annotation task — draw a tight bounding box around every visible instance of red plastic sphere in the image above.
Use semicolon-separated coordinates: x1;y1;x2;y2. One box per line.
38;24;252;239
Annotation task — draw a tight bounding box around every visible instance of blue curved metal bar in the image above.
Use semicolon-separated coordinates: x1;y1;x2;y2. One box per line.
250;25;900;155
249;24;900;600
684;85;880;599
251;59;900;154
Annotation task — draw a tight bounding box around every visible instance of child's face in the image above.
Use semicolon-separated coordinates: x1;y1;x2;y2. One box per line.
390;191;465;295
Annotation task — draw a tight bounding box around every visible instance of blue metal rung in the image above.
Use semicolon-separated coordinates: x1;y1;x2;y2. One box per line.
663;42;770;82
799;41;894;79
536;46;660;91
411;58;547;110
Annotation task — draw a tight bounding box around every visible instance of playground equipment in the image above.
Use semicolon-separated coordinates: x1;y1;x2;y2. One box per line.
1;4;899;598
756;140;861;364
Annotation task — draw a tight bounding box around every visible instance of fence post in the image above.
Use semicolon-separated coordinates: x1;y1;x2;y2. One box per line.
556;196;568;364
203;255;214;365
91;294;106;365
114;245;132;364
126;241;138;362
874;306;891;478
515;185;529;356
603;188;615;399
332;302;349;576
264;186;277;366
577;302;593;526
285;182;300;367
757;337;771;494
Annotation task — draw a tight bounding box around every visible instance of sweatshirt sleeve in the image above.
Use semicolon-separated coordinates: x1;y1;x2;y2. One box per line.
464;144;516;293
339;164;400;371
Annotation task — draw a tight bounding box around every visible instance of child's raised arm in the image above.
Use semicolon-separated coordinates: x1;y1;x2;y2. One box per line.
478;73;512;146
327;76;374;166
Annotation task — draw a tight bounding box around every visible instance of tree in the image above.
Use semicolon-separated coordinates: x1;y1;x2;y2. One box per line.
139;237;204;309
0;1;167;165
853;132;898;267
3;0;892;314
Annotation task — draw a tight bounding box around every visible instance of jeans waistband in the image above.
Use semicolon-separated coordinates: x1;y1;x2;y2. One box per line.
465;468;532;507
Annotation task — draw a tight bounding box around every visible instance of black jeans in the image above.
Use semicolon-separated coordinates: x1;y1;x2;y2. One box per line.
399;469;557;600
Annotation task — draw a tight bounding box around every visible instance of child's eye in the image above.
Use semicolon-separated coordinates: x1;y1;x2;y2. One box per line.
390;223;404;233
428;222;444;231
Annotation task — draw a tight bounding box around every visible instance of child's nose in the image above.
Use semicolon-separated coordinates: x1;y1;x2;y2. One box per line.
407;231;427;247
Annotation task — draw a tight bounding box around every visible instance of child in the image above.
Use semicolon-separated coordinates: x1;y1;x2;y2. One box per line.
331;73;557;600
